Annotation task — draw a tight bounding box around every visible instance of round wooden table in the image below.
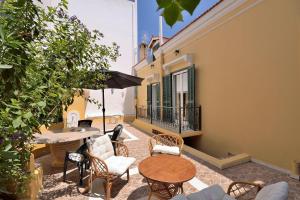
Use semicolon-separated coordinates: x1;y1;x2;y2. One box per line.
33;127;101;167
139;154;196;199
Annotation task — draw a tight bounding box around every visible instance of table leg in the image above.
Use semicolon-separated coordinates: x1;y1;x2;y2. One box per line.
180;183;184;194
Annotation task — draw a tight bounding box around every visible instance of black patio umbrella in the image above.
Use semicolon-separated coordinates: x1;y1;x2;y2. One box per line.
100;70;143;133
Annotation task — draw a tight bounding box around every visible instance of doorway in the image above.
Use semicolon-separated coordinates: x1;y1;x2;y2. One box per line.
172;70;188;124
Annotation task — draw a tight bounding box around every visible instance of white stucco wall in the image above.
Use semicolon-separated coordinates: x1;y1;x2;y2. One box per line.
41;0;138;117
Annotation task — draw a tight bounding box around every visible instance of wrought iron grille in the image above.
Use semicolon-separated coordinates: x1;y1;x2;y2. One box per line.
136;105;201;133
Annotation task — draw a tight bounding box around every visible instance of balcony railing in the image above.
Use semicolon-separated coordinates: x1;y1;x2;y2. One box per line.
136;105;201;133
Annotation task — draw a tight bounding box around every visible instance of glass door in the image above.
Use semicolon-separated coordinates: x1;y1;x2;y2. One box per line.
151;83;160;120
172;70;188;125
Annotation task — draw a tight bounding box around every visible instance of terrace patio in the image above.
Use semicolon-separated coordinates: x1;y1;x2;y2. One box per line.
35;123;300;200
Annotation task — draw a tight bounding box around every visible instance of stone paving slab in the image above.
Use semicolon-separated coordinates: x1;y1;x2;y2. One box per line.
37;123;300;200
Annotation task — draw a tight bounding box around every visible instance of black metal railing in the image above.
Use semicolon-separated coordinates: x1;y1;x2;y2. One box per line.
136;105;201;133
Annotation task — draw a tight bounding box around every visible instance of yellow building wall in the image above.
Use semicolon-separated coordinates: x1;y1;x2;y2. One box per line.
136;0;300;172
62;90;136;128
63;94;88;124
136;58;163;107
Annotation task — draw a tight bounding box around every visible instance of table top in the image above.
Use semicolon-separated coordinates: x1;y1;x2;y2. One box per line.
138;154;196;184
33;127;102;144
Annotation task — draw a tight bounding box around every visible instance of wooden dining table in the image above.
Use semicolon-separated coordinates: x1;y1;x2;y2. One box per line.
139;154;196;199
33;127;102;167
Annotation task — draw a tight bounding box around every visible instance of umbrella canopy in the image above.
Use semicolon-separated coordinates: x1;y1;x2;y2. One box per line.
104;70;143;89
100;70;143;132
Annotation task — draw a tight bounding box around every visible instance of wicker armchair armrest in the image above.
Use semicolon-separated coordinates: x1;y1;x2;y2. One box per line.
227;181;263;199
86;151;109;177
148;138;155;155
111;141;129;157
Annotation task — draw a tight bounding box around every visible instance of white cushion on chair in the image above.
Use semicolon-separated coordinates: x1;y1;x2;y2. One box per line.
171;194;188;200
187;184;229;200
223;194;236;200
88;134;114;160
152;144;180;155
104;156;136;175
255;182;288;200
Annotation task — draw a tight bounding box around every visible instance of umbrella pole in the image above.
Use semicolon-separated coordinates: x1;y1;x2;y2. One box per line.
102;88;106;133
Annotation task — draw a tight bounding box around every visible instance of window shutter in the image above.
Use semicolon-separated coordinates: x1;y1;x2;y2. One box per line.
187;65;195;129
187;65;195;107
156;83;160;120
163;75;172;122
147;84;151;118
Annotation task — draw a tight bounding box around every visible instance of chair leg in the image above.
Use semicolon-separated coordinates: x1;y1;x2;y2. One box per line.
126;169;130;182
147;191;152;200
63;157;68;182
105;181;112;200
79;163;84;186
80;170;94;194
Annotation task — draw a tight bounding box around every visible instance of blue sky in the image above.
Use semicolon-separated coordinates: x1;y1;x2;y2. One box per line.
137;0;220;45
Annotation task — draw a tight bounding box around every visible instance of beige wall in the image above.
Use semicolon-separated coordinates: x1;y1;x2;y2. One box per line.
135;0;300;172
136;58;163;107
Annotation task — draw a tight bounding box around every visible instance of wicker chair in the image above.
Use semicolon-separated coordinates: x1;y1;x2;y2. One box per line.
149;133;184;156
227;181;263;199
171;181;288;200
86;134;135;200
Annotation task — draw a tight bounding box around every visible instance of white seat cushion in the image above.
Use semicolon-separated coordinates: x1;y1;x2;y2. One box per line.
152;144;180;155
223;194;236;200
171;194;188;200
187;185;228;200
255;182;288;200
104;156;136;175
172;185;235;200
87;134;114;160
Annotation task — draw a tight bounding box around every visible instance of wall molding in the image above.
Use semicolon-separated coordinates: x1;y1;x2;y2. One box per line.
162;54;193;74
161;0;265;54
133;0;265;71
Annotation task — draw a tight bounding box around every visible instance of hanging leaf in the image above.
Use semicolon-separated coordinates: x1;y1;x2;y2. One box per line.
162;2;181;27
156;0;172;10
177;12;184;22
178;0;201;15
157;0;202;26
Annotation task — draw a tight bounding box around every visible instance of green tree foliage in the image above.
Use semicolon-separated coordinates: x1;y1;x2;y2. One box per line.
156;0;201;27
0;0;119;195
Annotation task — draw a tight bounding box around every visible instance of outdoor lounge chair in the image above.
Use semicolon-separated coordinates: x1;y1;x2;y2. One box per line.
86;134;136;200
63;120;93;185
78;119;93;127
63;143;89;186
105;124;123;142
105;124;123;154
78;119;93;143
171;181;288;200
149;133;184;156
